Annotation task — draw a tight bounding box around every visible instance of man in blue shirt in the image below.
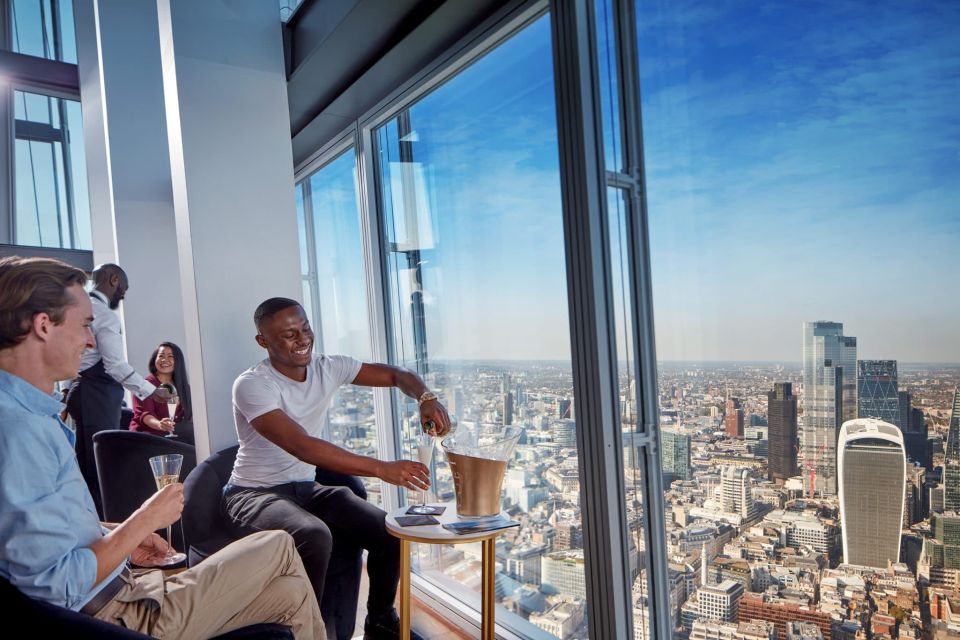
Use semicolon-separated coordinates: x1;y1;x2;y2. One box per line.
0;256;325;639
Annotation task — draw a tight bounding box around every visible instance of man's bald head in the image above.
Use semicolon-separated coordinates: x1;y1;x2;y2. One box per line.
91;264;129;310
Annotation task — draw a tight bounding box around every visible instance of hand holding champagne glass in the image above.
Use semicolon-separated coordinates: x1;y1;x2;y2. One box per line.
148;454;187;565
158;382;179;438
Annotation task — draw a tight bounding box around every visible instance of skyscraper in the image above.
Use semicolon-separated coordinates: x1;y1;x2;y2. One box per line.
661;429;691;484
802;321;857;496
945;388;960;511
858;360;900;424
725;397;744;438
502;391;514;425
899;389;931;469
838;419;906;568
767;383;798;484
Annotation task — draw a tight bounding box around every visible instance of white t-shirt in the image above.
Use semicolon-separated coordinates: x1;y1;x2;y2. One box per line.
229;354;363;487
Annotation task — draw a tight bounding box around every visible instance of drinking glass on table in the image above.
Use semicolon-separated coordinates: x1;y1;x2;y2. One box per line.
147;454;187;565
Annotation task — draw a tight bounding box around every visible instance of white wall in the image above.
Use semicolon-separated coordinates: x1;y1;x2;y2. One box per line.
74;0;187;382
157;0;302;457
76;0;301;459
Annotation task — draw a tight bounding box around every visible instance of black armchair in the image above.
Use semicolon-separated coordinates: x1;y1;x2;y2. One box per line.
93;430;197;551
182;445;367;640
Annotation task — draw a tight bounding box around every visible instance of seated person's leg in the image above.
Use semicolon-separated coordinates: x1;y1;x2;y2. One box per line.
300;484;401;631
315;468;367;501
222;484;334;625
151;530;324;639
321;525;362;640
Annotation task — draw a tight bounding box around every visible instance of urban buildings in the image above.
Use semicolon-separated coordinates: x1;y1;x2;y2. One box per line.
837;419;906;568
922;512;960;587
802;321;858;496
724;398;743;438
541;551;586;600
738;593;833;640
767;382;798;483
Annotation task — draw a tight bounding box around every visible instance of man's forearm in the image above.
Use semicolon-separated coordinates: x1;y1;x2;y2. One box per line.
394;369;430;401
88;511;156;583
296;437;385;478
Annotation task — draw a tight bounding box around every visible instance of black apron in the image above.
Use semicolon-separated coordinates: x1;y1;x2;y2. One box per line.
66;359;125;517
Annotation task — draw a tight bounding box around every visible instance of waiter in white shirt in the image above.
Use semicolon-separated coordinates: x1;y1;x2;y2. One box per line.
65;264;171;516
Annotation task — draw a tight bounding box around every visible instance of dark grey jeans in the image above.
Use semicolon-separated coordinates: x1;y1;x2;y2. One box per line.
222;480;399;640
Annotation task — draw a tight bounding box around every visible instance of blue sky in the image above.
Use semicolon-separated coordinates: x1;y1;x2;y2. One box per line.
305;2;959;363
639;0;960;361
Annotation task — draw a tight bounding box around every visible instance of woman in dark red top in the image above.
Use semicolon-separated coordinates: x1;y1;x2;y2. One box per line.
129;342;193;441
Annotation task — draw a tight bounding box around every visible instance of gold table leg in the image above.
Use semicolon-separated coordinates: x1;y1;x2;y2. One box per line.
482;537;495;640
400;539;411;640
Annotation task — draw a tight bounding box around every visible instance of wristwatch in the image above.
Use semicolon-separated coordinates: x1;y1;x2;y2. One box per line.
418;390;438;407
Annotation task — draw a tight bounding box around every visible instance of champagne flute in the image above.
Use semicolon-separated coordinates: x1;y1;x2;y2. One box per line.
408;430;436;514
148;454;187;565
160;382;179;439
165;394;179;438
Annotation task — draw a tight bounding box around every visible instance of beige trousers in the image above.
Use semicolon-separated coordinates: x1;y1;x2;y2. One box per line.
94;530;325;640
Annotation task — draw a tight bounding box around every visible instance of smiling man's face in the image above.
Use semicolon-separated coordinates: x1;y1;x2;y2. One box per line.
256;304;314;379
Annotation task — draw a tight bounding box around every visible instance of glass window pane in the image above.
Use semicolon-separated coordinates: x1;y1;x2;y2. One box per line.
295;149;381;506
375;15;593;639
13;90;89;250
637;1;958;637
308;151;370;361
596;0;623;172
9;0;78;63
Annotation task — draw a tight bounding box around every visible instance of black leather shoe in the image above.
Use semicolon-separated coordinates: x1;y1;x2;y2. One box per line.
363;609;427;640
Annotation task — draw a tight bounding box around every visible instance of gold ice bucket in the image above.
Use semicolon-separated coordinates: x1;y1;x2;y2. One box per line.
441;424;522;519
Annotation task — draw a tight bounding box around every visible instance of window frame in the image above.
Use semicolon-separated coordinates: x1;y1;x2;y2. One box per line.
1;0;89;264
292;0;670;637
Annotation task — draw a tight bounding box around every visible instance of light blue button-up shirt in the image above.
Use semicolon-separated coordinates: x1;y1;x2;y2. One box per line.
0;369;124;610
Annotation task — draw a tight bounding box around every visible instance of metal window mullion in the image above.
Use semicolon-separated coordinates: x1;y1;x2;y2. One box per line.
299;177;323;350
56;97;77;248
0;86;12;245
613;0;672;636
550;1;632;639
1;0;11;244
357;121;402;512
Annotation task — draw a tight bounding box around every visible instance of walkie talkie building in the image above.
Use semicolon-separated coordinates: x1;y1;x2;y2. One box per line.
838;419;906;568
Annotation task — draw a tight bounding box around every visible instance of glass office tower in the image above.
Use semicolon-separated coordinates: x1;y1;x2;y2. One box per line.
802;321;857;496
661;430;691;485
857;360;900;425
837;419;906;568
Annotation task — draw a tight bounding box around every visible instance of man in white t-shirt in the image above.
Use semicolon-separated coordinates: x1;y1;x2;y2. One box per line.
222;297;450;640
